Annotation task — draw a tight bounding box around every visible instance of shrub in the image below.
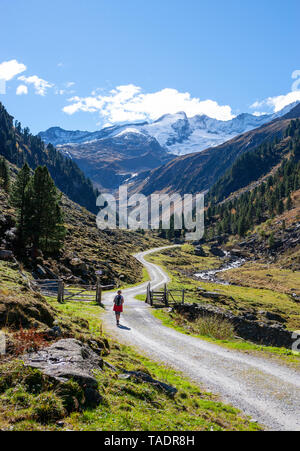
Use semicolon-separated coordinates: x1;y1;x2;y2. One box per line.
0;361;27;393
1;385;33;409
22;367;48;394
193;316;235;340
32;392;65;424
57;380;85;413
13;328;50;356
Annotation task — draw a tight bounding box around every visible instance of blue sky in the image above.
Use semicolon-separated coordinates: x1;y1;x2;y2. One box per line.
0;0;300;133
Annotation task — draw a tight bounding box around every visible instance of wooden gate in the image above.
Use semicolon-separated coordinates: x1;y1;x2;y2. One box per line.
146;283;185;307
34;279;114;305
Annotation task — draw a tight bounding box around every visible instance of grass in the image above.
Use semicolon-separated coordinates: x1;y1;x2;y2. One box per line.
151;308;300;365
139;249;300;367
1;243;298;431
145;248;300;331
0;296;262;431
67;348;260;432
219;262;300;296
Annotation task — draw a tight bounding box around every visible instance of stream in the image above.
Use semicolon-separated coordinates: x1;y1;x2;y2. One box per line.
194;252;246;285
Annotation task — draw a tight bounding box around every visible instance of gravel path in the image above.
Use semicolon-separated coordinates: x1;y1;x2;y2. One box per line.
102;246;300;431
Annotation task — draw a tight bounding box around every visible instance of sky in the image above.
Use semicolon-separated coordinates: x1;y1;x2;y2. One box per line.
0;0;300;134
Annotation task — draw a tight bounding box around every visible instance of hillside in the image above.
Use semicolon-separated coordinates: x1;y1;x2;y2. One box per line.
55;132;173;190
0;103;98;213
132;103;300;196
0;170;166;286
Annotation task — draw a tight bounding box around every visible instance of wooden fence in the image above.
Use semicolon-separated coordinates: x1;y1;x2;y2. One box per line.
34;279;114;305
146;283;185;307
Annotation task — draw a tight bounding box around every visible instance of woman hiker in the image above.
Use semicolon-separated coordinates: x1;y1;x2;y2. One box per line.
113;290;124;326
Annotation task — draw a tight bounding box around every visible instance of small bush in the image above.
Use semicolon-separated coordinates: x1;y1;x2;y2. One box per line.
1;385;33;409
32;392;65;424
0;361;27;393
193;316;235;340
22;367;48;394
57;380;85;413
13;328;50;356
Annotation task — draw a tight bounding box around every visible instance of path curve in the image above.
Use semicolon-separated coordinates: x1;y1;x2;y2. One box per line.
102;246;300;431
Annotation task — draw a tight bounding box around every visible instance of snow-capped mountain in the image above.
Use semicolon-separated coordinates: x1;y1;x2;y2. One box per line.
39;101;299;156
39;127;173;190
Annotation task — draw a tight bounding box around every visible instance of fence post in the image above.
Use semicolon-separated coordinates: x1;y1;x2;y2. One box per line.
96;281;102;305
57;280;64;304
164;284;169;307
146;283;151;304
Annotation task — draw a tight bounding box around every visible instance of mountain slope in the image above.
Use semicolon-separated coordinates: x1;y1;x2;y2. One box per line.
56;130;173;190
132;103;300;196
0;159;167;286
0;102;98;212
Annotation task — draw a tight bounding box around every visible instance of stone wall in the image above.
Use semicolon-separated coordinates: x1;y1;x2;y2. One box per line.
173;303;295;349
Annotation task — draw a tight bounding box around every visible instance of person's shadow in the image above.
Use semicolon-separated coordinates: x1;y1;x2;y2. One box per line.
118;324;131;331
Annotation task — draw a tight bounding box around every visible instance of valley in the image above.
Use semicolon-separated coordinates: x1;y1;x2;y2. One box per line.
0;99;300;432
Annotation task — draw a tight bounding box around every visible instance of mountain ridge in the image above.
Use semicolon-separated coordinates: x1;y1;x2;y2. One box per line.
39;102;299;156
129;103;300;196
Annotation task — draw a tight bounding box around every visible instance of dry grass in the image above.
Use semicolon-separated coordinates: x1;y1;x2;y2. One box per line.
12;327;51;356
192;316;235;340
219;263;300;296
168;313;235;341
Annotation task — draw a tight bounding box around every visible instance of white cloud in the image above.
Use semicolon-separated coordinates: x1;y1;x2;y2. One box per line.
63;84;235;122
251;90;300;113
0;59;26;81
18;75;54;96
16;85;28;95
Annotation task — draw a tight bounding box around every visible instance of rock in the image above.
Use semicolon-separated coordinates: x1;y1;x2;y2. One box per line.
24;339;103;405
242;312;257;321
84;387;103;407
265;312;286;323
201;291;224;300
210;247;226;258
0;250;14;261
50;326;62;337
291;293;300;303
103;361;118;372
123;371;178;397
118;374;131;380
36;265;47;277
194;246;207;257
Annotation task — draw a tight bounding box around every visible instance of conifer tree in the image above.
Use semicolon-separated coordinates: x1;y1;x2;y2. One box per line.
286;195;293;211
24;166;66;253
0;157;10;192
10;163;31;244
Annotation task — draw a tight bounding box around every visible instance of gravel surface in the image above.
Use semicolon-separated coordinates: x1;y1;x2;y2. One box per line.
103;246;300;431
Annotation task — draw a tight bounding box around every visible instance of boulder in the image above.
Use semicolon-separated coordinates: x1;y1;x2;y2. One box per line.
119;371;178;397
264;311;286;323
194;246;207;257
210;247;226;258
24;339;104;405
36;265;47;277
0;250;14;261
